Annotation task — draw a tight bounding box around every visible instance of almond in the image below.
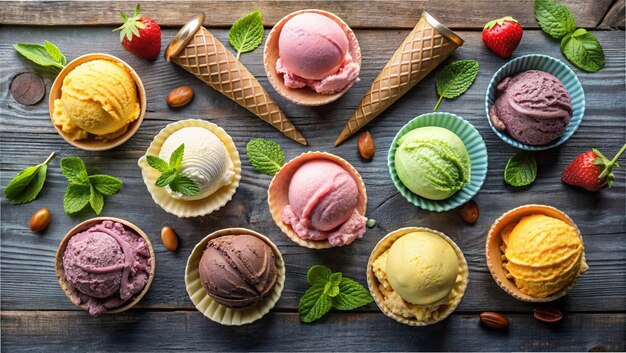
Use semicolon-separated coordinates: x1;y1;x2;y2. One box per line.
29;208;51;232
358;131;375;161
459;200;479;224
161;226;179;251
479;311;509;329
533;307;563;323
166;86;194;108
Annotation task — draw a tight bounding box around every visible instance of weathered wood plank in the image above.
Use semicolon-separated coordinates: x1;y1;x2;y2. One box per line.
0;0;614;29
599;0;625;29
2;311;624;352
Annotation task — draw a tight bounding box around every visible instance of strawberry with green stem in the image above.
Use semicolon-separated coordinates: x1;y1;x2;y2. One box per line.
113;4;161;61
562;143;626;191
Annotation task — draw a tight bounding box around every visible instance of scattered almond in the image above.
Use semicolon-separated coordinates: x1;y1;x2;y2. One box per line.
358;131;375;161
29;208;51;232
533;307;563;323
166;86;194;108
161;226;179;251
479;311;509;329
459;200;479;224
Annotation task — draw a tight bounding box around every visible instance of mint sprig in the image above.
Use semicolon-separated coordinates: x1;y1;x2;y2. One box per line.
4;152;56;204
299;265;373;323
246;138;285;175
61;157;122;215
504;151;537;187
146;144;200;196
434;60;479;111
534;0;604;72
228;10;264;60
14;41;66;70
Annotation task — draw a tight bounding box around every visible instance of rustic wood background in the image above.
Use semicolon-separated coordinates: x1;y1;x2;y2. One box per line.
1;1;625;351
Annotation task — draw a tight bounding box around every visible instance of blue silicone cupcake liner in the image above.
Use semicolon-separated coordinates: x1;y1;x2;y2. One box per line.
388;112;488;212
485;54;585;151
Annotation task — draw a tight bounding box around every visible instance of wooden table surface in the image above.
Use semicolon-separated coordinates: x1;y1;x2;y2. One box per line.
1;1;625;351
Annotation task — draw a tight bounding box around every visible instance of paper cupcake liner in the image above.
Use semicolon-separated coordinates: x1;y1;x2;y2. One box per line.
485;54;585;151
49;53;146;151
267;151;368;249
264;9;361;106
388;112;488;212
367;227;469;326
485;204;588;302
138;119;241;218
55;217;156;315
185;228;285;325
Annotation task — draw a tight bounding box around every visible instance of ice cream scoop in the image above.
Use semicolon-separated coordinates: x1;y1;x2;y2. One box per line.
51;59;140;141
394;127;471;200
199;234;277;309
280;159;367;246
158;126;235;201
489;70;573;146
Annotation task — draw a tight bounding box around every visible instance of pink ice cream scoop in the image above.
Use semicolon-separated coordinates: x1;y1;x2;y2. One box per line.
281;159;366;246
276;12;360;94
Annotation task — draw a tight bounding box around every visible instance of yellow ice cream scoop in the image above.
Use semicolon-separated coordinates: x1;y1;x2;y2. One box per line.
53;59;140;138
386;231;459;305
501;214;584;298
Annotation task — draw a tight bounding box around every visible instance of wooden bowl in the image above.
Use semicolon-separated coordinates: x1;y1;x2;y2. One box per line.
55;217;156;315
485;204;588;302
49;53;146;151
263;9;361;106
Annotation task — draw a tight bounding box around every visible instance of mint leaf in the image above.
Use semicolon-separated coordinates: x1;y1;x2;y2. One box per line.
44;40;67;66
13;42;66;70
147;144;200;196
64;183;91;214
299;285;332;323
534;0;576;39
333;278;374;311
146;155;169;173
307;265;332;286
155;170;176;187
169;174;200;196
4;152;55;205
434;60;479;111
324;273;342;298
89;175;122;196
61;157;87;184
169;144;185;170
89;185;104;215
561;28;605;73
504;151;537;187
228;10;264;60
246;138;285;175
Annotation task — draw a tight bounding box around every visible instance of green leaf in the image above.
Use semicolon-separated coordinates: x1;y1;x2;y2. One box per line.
324;273;342;298
169;174;200;196
60;157;87;184
4;152;55;205
64;183;91;214
89;185;104;215
333;278;374;311
307;265;332;286
146;155;169;173
89;175;122;196
228;10;264;60
246;138;285;175
560;28;605;73
534;0;576;39
299;285;332;323
434;60;479;111
155;170;176;187
504;151;537;187
44;40;66;65
13;42;65;70
169;144;185;170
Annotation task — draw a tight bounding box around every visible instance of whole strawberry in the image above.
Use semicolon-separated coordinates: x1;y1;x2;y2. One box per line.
113;4;161;61
562;144;626;191
482;16;523;59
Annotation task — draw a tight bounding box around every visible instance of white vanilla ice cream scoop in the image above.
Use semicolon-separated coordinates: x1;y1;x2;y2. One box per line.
159;127;234;201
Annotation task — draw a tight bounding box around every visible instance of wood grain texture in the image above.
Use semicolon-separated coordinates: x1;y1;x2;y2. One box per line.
599;0;625;29
1;24;625;352
0;0;615;29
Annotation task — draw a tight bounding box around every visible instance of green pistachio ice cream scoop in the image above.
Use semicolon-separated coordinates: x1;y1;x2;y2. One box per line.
395;127;471;200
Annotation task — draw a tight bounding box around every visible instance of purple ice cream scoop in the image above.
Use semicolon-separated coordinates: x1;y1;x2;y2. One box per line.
62;220;151;316
489;70;573;146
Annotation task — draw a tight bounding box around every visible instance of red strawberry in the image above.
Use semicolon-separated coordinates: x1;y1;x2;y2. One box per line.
482;16;523;59
562;144;626;191
113;4;161;61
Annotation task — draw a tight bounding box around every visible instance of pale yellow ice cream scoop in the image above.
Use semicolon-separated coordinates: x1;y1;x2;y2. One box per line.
52;59;140;139
386;231;459;305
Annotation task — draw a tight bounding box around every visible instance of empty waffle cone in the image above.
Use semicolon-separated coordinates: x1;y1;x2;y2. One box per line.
335;12;464;146
165;14;307;145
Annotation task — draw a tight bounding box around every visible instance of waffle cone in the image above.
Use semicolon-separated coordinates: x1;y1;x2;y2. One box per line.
170;26;307;145
335;12;463;146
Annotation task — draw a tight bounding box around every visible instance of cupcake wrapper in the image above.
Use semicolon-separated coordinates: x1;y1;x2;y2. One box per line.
267;151;368;249
264;9;361;106
486;204;588;302
485;54;585;151
55;217;156;315
185;228;285;326
388;112;488;212
367;227;469;326
138;119;241;218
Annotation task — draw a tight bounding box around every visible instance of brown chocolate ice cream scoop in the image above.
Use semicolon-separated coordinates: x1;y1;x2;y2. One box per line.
199;234;277;309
